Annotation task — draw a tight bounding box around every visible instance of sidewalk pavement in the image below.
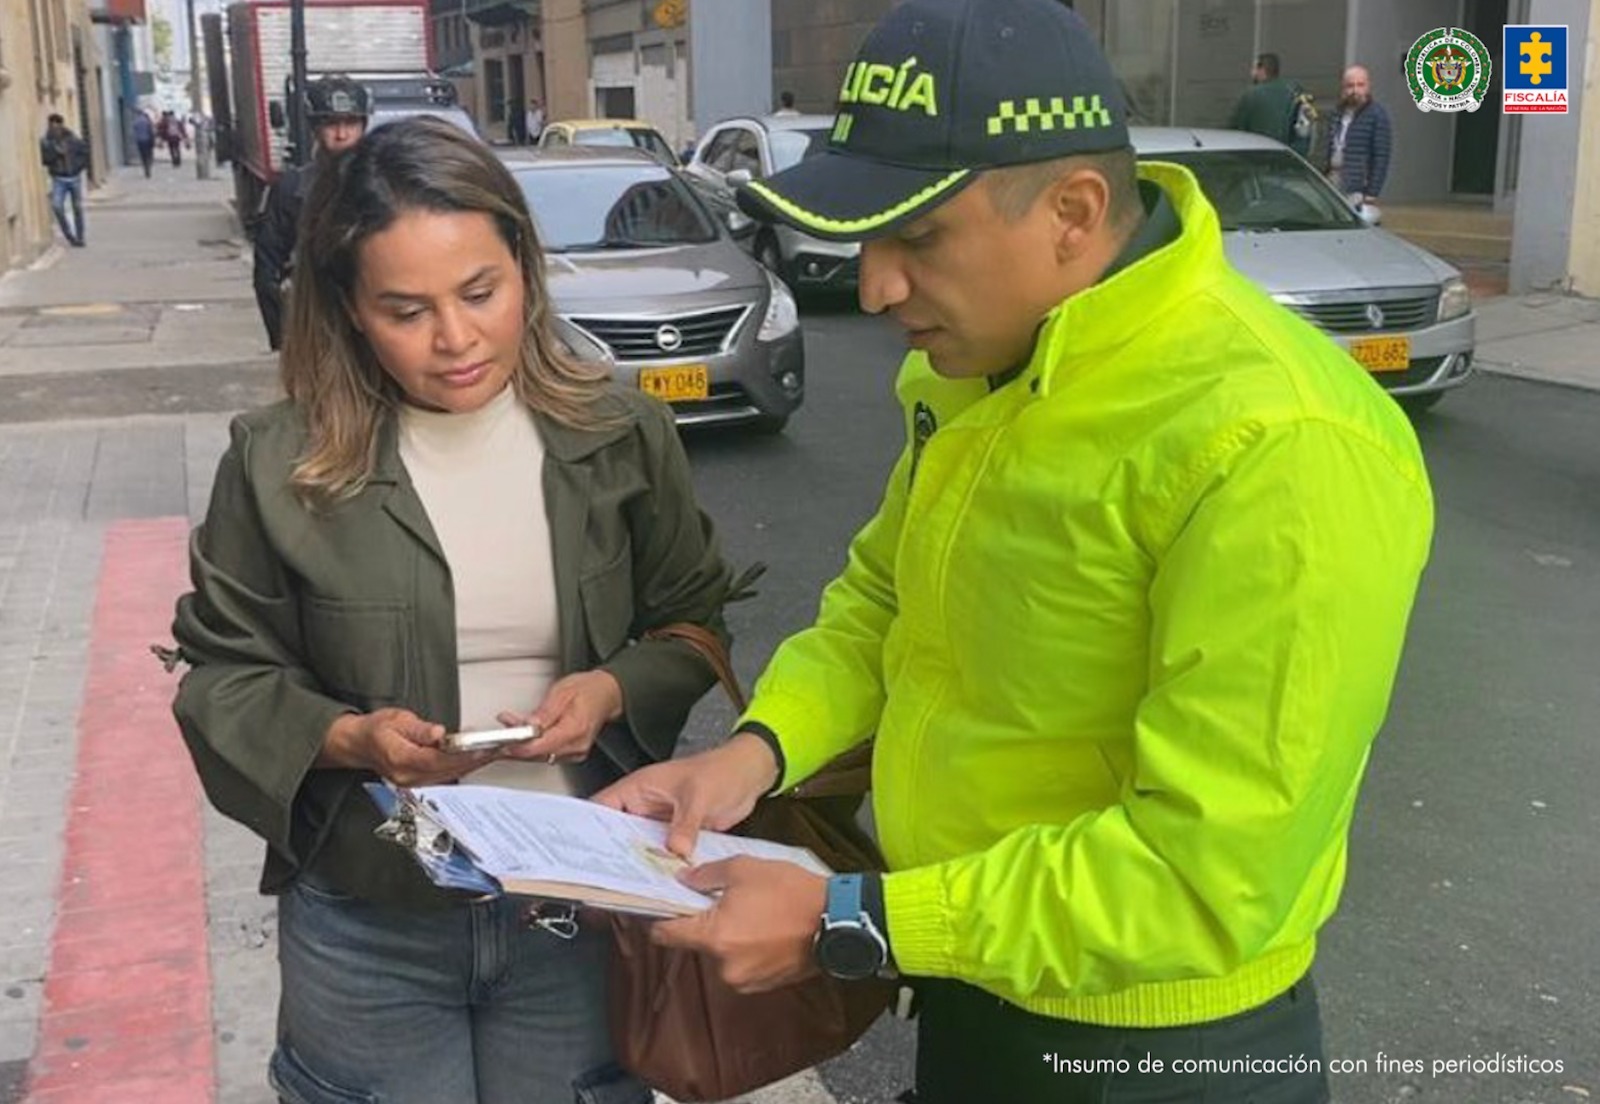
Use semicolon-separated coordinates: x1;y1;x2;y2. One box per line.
0;165;1597;1104
1471;291;1600;392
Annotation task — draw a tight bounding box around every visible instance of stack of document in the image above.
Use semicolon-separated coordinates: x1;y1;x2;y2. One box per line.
368;783;831;918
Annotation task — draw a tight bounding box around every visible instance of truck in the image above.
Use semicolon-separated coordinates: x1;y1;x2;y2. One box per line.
211;0;433;233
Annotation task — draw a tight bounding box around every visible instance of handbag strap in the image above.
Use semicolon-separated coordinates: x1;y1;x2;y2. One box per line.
641;622;873;799
642;622;746;712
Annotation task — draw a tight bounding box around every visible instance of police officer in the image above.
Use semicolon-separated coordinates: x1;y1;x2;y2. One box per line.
597;2;1433;1102
252;75;371;351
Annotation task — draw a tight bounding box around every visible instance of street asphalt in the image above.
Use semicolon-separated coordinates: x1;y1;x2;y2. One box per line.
0;167;1595;1103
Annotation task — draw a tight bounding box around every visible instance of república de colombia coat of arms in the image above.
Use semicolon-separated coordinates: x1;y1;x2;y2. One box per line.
1406;27;1493;112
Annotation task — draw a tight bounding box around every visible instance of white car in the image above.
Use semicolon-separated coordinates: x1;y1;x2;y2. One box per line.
683;114;860;290
1135;128;1474;411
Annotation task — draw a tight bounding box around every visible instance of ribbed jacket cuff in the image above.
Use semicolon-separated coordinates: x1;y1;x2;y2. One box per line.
881;864;953;977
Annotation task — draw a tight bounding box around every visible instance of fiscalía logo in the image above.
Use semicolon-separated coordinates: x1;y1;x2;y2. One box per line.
1503;25;1569;114
1404;27;1492;112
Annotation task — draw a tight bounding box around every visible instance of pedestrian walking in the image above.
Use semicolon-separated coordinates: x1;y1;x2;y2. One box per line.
1228;52;1316;155
131;108;156;177
158;109;188;167
252;75;370;351
1322;64;1392;209
598;2;1433;1102
39;113;89;248
525;98;545;144
774;90;800;116
171;116;734;1104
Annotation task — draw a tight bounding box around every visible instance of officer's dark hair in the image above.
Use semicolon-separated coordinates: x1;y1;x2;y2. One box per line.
48;113;64;125
983;149;1141;234
1257;53;1281;78
284;116;614;503
779;90;796;109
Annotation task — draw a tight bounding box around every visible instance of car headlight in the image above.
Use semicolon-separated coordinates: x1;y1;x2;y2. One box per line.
758;268;799;341
1437;277;1471;322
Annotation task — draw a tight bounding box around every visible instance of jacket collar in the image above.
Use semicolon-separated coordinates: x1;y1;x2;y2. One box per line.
1032;162;1226;397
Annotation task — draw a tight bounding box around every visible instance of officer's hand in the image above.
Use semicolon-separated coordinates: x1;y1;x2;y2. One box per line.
591;732;779;857
650;857;827;992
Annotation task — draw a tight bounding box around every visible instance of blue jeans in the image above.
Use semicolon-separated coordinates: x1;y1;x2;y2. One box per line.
273;879;648;1104
49;175;84;245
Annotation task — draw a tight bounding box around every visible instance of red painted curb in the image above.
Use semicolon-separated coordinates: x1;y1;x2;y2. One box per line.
26;517;213;1104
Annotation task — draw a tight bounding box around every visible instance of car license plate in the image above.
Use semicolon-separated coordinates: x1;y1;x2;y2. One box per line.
1348;336;1411;373
638;364;709;402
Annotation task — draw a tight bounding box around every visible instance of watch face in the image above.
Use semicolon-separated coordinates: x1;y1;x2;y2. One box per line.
818;926;884;980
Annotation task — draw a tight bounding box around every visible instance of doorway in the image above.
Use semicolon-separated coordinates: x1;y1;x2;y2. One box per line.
1451;0;1506;194
507;54;526;140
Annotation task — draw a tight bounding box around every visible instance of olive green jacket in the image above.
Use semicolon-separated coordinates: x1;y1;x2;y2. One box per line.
172;387;732;907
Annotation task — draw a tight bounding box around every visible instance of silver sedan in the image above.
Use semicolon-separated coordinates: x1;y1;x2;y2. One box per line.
1135;128;1474;412
505;148;805;433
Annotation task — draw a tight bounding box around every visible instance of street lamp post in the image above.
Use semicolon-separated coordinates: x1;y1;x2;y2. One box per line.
185;0;211;179
290;0;310;167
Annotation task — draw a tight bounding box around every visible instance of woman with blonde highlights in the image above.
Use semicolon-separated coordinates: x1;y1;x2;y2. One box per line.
172;117;732;1103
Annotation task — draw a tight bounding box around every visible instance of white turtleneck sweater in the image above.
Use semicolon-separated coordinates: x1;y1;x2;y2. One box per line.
398;385;573;793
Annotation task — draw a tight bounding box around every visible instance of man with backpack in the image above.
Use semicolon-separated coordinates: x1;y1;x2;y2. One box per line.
1229;53;1316;157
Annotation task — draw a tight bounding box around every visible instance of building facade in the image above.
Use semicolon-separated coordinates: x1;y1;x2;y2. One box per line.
2;0;112;275
463;0;541;143
763;0;1600;294
461;0;693;149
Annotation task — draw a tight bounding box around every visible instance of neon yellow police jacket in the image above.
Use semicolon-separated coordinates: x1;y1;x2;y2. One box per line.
741;163;1434;1027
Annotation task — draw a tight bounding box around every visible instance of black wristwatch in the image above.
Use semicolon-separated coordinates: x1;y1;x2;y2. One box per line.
814;873;889;980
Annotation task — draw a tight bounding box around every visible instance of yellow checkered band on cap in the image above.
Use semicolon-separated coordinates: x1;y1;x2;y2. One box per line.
986;94;1113;136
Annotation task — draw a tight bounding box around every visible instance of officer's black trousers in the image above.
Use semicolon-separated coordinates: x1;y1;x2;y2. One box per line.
914;974;1330;1103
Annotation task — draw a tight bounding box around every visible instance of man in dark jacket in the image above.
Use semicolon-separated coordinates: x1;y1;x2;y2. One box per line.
39;114;90;248
1228;53;1302;146
1322;64;1392;205
252;75;370;350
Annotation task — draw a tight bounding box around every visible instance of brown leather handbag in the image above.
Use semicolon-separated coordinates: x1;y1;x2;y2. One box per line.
606;624;894;1102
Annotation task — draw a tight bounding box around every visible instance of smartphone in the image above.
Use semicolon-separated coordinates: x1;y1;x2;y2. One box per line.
441;725;539;753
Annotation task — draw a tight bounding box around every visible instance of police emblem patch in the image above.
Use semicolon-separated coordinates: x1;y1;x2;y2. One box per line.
909;401;937;487
1405;27;1493;113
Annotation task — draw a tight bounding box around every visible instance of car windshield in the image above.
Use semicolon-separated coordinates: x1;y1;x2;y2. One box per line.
574;126;675;163
1150;149;1363;232
768;128;829;172
516;164;719;251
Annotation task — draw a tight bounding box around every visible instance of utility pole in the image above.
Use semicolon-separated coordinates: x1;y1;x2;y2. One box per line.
185;0;211;179
290;0;310;167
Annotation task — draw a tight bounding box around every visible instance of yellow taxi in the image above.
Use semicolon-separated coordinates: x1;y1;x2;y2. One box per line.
538;119;679;166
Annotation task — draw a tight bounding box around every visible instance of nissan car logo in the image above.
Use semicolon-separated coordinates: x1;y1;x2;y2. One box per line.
1365;303;1385;330
655;324;684;352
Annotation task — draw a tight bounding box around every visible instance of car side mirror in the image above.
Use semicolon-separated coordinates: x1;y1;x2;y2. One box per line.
268;101;285;130
724;208;756;240
726;168;754;187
